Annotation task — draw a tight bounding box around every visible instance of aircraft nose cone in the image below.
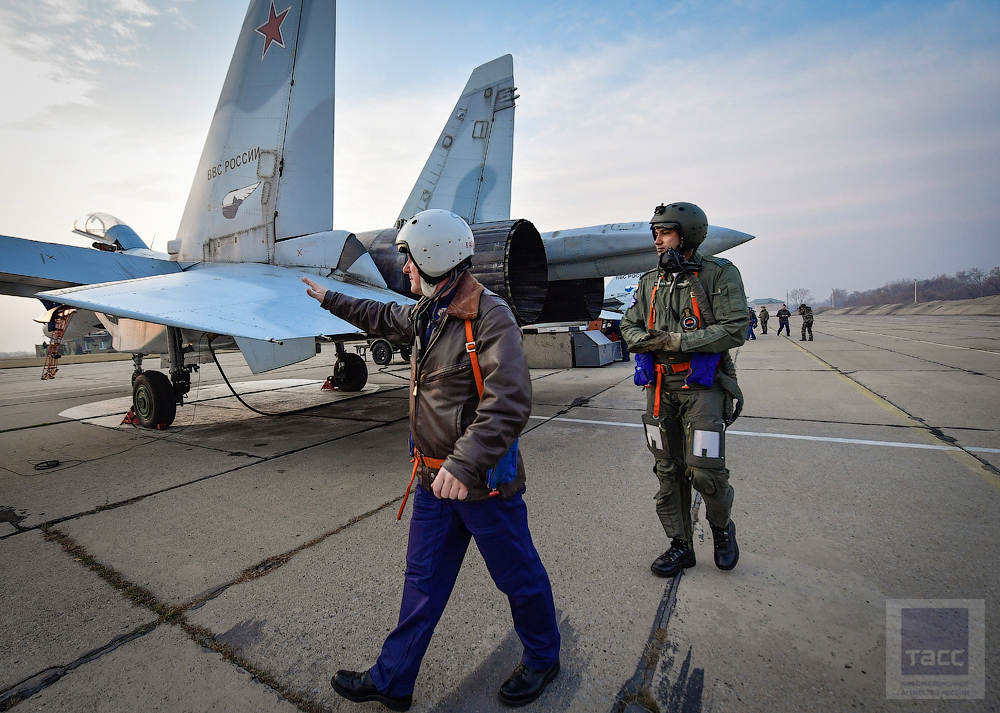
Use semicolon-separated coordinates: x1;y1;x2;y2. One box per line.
706;226;755;252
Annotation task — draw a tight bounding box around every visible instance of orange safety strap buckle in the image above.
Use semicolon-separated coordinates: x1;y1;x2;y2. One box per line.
397;449;449;520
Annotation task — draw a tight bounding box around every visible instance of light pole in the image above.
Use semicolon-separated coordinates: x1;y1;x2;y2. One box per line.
914;279;917;304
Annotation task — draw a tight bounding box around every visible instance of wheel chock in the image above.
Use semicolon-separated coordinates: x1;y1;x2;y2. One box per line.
322;376;337;391
120;407;169;429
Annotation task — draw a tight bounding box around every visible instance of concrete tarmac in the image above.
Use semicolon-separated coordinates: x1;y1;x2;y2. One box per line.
1;315;997;712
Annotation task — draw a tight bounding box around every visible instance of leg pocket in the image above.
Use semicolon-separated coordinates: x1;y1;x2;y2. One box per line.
685;421;726;470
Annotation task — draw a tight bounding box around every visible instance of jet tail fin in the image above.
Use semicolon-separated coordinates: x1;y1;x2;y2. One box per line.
398;55;516;226
174;0;335;264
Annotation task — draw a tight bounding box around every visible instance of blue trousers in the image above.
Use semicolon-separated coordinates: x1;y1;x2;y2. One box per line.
777;320;790;336
371;485;560;697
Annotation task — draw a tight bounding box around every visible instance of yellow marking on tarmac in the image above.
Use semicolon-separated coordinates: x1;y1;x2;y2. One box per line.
790;340;1000;492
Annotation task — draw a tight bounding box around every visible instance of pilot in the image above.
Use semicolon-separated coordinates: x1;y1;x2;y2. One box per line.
621;202;748;579
303;209;560;711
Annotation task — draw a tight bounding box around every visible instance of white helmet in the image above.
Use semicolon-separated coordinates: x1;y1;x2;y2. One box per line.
395;209;475;282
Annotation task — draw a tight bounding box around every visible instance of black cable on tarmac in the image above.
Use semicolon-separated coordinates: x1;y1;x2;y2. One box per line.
208;337;284;418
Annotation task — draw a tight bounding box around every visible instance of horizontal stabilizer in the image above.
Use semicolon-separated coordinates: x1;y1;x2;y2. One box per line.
39;262;413;342
0;235;180;299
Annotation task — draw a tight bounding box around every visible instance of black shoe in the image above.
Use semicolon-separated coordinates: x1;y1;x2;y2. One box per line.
710;520;740;571
800;337;806;341
498;660;560;707
808;337;813;341
650;539;696;577
332;669;411;711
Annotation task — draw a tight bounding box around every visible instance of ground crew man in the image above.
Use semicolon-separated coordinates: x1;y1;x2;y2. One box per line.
303;209;560;711
758;306;769;334
798;303;814;341
747;306;758;340
621;202;748;578
776;304;791;336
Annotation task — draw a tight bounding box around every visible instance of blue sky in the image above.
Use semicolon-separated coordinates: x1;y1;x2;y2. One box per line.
0;0;998;351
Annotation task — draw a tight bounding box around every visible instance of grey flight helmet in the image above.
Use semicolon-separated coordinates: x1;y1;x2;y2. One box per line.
649;202;708;252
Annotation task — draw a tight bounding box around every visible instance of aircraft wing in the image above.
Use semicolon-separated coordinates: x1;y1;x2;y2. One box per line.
39;262;412;343
0;235;181;298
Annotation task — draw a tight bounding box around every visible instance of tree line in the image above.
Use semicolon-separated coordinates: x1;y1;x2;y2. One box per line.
829;266;1000;308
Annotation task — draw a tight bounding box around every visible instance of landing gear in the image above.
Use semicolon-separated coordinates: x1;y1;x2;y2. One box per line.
399;345;412;361
125;328;194;429
132;371;176;428
331;341;368;391
370;339;393;366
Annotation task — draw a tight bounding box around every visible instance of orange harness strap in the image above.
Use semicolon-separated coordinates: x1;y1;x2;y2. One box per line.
465;319;485;398
397;319;485;520
648;283;663;417
397;450;446;520
648;274;702;415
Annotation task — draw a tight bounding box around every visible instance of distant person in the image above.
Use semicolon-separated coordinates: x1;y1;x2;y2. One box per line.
776;304;791;336
798;303;814;341
758;306;769;334
304;209;561;711
747;306;757;340
621;201;746;580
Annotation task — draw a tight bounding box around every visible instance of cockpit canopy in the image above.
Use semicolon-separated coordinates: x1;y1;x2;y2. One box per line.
73;213;146;250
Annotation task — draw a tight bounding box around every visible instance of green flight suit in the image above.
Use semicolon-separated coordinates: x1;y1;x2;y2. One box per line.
621;254;749;543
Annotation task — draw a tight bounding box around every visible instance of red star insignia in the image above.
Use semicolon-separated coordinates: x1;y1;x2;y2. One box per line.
255;1;291;60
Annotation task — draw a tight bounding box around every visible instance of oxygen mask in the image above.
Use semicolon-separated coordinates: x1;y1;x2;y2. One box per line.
658;248;699;274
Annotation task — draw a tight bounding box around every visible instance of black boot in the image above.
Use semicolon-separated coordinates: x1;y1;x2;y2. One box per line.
650;538;696;577
710;520;739;571
498;660;560;707
332;669;412;711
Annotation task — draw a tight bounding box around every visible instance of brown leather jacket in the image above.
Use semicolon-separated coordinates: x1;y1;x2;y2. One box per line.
321;271;530;501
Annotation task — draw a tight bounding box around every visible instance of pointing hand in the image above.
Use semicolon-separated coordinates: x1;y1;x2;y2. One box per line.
302;276;329;303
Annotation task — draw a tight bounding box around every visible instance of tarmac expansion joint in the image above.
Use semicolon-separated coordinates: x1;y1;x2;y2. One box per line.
610;572;683;713
11;498;410;712
790;339;1000;487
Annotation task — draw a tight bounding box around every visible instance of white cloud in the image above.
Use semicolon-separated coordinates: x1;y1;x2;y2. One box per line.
0;43;94;124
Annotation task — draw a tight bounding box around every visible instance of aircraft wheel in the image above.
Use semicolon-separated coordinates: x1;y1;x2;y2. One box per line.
334;353;368;391
132;371;176;428
371;339;393;366
399;346;412;361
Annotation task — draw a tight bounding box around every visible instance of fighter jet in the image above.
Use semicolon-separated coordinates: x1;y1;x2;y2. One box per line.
0;0;753;429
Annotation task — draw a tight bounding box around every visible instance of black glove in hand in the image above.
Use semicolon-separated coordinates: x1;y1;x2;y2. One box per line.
631;330;682;353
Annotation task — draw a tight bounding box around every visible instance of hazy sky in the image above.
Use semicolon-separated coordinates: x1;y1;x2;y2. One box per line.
1;0;998;352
